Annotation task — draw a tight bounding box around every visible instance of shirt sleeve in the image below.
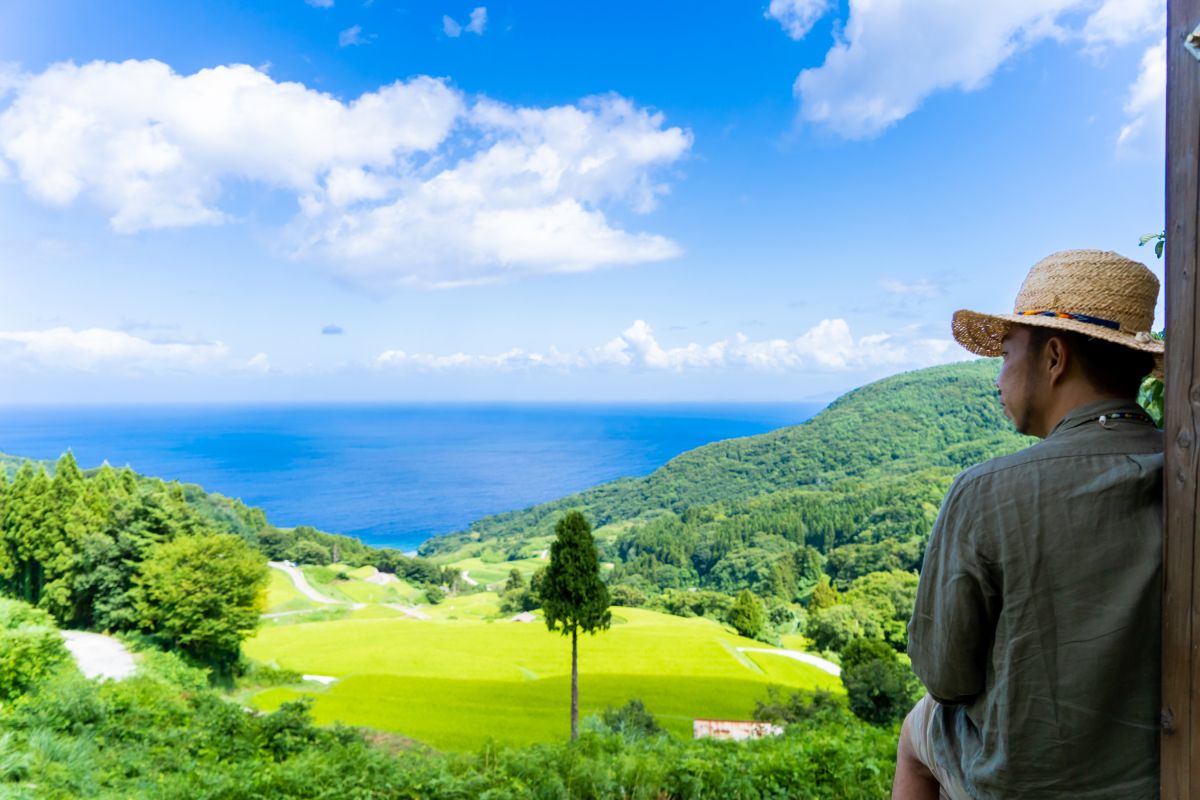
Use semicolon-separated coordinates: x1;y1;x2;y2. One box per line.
908;474;999;705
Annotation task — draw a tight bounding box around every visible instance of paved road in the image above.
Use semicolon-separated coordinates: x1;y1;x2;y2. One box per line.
739;647;841;677
62;630;136;681
269;561;341;604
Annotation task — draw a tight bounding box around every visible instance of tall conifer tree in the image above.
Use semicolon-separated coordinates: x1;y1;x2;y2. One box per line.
542;510;611;740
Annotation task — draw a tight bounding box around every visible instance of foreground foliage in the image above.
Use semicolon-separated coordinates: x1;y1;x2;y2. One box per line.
0;630;895;799
0;599;68;702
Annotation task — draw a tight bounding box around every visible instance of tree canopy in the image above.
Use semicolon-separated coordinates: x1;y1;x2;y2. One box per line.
133;532;269;667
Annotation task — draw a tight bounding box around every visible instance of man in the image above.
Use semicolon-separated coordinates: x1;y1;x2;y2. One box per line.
894;250;1165;800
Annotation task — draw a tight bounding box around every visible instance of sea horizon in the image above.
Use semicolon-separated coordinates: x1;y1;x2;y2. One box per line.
0;401;823;551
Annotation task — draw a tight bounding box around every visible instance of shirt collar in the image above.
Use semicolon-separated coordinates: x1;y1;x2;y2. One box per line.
1047;398;1150;438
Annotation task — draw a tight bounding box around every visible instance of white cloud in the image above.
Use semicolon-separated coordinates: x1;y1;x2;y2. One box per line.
444;7;487;38
1117;40;1166;156
339;25;365;47
0;60;690;288
375;318;963;373
880;277;940;298
293;94;692;287
467;7;488;35
305;0;334;7
245;352;272;372
765;0;833;41
0;61;461;232
1083;0;1164;48
787;0;1165;139
794;0;1079;139
0;327;240;373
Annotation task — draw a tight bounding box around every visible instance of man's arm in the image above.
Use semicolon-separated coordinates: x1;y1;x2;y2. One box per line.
908;476;999;705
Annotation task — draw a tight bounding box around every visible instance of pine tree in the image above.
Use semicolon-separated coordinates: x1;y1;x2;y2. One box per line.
36;452;87;620
1;464;53;606
541;510;611;740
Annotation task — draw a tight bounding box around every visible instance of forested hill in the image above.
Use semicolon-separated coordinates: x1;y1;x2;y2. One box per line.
422;359;1030;561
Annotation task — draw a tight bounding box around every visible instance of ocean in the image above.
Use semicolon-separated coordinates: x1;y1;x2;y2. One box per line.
0;403;821;552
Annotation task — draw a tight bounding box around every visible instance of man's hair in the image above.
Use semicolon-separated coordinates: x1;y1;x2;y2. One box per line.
1025;326;1156;398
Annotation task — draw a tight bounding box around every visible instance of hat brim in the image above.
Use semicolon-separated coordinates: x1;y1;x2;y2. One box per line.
952;309;1165;378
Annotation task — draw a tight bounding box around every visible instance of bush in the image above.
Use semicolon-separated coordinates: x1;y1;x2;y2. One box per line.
0;599;70;701
598;699;663;739
608;585;647;608
754;687;847;725
237;660;302;688
840;637;922;726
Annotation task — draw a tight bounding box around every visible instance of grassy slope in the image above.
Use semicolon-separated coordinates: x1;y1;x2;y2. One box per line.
246;606;840;750
422;359;1025;558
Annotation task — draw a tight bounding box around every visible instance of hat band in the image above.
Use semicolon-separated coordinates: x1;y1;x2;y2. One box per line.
1017;309;1121;331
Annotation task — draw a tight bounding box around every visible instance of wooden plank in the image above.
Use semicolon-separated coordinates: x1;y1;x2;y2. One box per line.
1163;2;1200;797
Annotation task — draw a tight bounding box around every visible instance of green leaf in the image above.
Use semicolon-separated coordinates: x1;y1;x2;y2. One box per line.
1155;239;1164;259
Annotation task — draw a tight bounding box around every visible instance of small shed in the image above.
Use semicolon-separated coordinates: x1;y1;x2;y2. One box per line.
692;719;783;741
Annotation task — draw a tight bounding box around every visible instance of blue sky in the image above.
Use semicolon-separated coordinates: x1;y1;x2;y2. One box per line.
0;0;1167;403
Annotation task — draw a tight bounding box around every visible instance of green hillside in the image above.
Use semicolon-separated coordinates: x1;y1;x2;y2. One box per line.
422;361;1029;594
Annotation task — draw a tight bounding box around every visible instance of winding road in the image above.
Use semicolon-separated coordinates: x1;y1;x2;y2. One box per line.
739;647;841;677
269;561;344;604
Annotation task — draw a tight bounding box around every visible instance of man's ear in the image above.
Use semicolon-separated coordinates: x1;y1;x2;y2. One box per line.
1045;335;1068;385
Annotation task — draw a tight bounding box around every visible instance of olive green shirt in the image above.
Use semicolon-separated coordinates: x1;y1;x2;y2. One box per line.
909;399;1163;799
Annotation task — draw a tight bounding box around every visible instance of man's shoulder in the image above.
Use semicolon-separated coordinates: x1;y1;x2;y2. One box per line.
950;441;1052;494
948;423;1163;499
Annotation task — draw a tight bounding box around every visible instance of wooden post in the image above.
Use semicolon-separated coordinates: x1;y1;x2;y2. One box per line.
1163;1;1200;796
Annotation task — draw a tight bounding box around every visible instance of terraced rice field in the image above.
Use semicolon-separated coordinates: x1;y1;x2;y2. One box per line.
246;589;840;751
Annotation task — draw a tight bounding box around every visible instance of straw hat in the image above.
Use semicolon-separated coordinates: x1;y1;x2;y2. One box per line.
952;249;1164;374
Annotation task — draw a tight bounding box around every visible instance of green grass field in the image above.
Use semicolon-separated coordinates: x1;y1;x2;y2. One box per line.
265;569;318;614
246;605;840;751
452;555;548;587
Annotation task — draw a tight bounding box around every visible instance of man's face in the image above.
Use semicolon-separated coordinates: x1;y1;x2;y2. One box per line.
996;325;1047;436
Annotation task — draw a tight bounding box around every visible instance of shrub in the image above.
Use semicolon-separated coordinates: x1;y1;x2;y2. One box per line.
598;699;663;739
840;637;922;726
0;599;70;702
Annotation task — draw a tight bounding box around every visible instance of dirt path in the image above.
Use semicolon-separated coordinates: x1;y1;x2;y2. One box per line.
62;630;136;681
384;603;432;620
269;561;341;604
739;647;841;677
460;570;478;587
